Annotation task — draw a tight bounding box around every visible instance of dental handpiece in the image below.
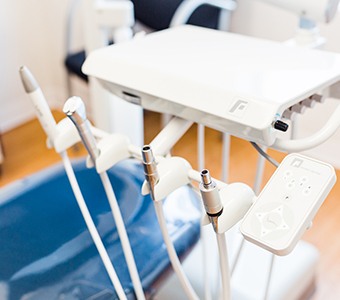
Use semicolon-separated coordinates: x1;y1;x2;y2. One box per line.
200;169;223;233
64;97;146;300
63;96;100;164
200;169;223;216
19;66;58;144
141;145;159;195
141;145;199;300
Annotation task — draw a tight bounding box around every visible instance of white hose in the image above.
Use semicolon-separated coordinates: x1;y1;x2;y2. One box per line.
153;201;200;300
216;233;231;300
221;133;230;183
99;172;145;300
60;151;127;300
263;254;275;300
200;228;213;300
230;238;244;276
198;124;205;171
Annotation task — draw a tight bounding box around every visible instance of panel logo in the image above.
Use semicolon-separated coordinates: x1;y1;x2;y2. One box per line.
228;100;248;118
291;158;303;168
290;157;321;175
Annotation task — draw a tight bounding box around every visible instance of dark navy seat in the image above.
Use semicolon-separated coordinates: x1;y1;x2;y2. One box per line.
0;159;201;300
65;0;220;82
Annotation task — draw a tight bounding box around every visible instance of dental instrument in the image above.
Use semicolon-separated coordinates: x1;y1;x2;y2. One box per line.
199;169;230;300
63;96;145;300
139;149;254;299
141;145;200;300
18;66;128;300
82;23;340;299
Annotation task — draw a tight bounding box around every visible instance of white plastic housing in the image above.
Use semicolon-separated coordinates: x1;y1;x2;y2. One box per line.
201;183;255;233
53;118;81;153
141;157;192;201
29;88;58;145
83;25;340;146
95;134;131;173
241;153;336;256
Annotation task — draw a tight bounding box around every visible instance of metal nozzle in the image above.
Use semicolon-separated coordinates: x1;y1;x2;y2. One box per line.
201;169;212;186
199;169;223;223
63;96;87;125
141;145;159;195
19;66;39;93
63;97;100;163
142;145;155;164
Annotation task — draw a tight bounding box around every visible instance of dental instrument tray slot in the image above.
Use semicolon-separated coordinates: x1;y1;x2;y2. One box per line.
83;25;340;146
122;90;141;105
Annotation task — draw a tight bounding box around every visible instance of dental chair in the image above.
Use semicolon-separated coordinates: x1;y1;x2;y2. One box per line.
0;158;201;299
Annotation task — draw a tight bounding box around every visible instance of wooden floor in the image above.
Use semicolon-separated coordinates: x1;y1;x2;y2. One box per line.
1;110;340;299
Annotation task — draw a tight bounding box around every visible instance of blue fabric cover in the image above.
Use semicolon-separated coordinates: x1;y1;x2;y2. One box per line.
0;159;201;299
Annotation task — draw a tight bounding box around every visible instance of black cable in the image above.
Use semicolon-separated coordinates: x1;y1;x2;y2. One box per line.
250;142;279;168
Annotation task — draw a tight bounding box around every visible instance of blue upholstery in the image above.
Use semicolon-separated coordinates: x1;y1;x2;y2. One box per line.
0;159;201;299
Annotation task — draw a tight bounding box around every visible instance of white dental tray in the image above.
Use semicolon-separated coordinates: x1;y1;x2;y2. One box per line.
83;25;340;145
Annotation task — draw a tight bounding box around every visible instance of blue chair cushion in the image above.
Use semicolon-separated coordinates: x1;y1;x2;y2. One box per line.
0;159;201;299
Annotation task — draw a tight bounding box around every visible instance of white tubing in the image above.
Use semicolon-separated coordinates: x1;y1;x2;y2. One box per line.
197;125;211;300
263;254;275;300
200;228;213;300
198;124;205;171
230;238;244;276
221;133;230;183
273;103;340;152
153;201;200;300
170;0;237;27
60;151;127;300
216;233;231;300
99;172;145;300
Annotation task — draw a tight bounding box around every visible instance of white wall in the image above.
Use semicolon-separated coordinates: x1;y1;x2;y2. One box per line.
231;0;340;167
231;0;340;51
0;0;72;132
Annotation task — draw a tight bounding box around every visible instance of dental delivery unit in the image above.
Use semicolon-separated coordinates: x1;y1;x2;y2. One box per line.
8;10;340;300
